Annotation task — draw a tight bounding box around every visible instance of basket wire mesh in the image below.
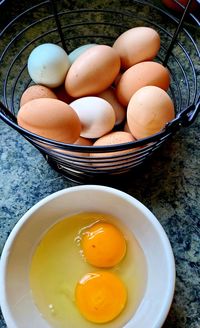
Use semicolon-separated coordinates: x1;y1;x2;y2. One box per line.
0;0;199;183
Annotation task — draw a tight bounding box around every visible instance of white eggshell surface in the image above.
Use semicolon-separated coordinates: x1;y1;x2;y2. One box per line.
70;97;115;139
27;43;71;88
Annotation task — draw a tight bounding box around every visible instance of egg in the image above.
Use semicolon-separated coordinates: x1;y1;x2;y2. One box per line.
97;87;126;125
81;222;126;268
30;212;147;328
72;137;93;157
116;61;170;106
20;85;58;106
113;26;160;69
127;86;175;139
73;137;93;156
54;137;93;157
69;44;97;64
90;131;136;159
70;96;115;139
17;98;81;143
27;43;71;88
75;271;127;324
65;45;121;97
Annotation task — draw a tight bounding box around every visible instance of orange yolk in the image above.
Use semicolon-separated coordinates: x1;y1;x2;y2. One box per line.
75;271;127;323
82;222;126;268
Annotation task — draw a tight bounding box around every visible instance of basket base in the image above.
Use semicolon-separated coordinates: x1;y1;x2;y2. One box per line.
46;155;148;186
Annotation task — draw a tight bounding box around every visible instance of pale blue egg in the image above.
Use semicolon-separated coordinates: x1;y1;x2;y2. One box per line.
69;44;97;64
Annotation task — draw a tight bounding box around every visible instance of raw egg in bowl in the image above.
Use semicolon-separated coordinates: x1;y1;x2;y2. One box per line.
0;185;175;328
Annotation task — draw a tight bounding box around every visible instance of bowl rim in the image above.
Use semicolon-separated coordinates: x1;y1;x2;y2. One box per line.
0;185;176;328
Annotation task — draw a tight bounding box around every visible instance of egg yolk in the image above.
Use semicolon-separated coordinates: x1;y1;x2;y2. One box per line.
82;222;126;268
75;271;127;323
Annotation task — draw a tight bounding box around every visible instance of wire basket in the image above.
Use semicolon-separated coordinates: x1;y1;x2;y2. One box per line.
0;0;199;183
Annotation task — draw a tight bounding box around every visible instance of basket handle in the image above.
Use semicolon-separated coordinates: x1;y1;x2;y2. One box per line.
165;96;200;132
163;0;199;65
179;97;200;127
49;0;68;52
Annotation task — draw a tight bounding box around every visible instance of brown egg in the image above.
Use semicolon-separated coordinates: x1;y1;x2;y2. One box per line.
113;27;160;69
116;61;170;106
73;136;93;157
20;85;57;106
17;98;81;143
74;136;93;147
65;45;121;97
127;86;175;139
90;131;136;158
97;87;126;125
54;136;93;157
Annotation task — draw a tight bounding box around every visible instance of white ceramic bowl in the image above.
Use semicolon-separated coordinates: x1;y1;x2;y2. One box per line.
0;185;175;328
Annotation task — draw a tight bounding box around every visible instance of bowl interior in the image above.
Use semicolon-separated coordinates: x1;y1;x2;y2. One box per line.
0;185;175;328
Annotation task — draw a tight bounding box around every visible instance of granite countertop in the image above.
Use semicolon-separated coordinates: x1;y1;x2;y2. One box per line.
0;0;199;327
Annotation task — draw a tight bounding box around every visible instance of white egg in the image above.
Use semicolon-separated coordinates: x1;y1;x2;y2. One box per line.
68;44;97;64
70;97;115;139
27;43;71;88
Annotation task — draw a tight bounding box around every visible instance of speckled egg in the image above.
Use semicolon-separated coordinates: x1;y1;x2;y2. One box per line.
20;85;57;107
90;131;136;158
65;45;121;97
127;86;175;139
113;27;160;69
116;61;170;106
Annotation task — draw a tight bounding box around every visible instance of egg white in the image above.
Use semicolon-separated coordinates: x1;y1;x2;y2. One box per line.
30;212;147;328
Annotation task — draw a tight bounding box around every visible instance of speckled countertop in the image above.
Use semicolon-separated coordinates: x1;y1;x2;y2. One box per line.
0;0;200;327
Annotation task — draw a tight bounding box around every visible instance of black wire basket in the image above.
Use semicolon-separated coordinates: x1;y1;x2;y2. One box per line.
0;0;200;183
